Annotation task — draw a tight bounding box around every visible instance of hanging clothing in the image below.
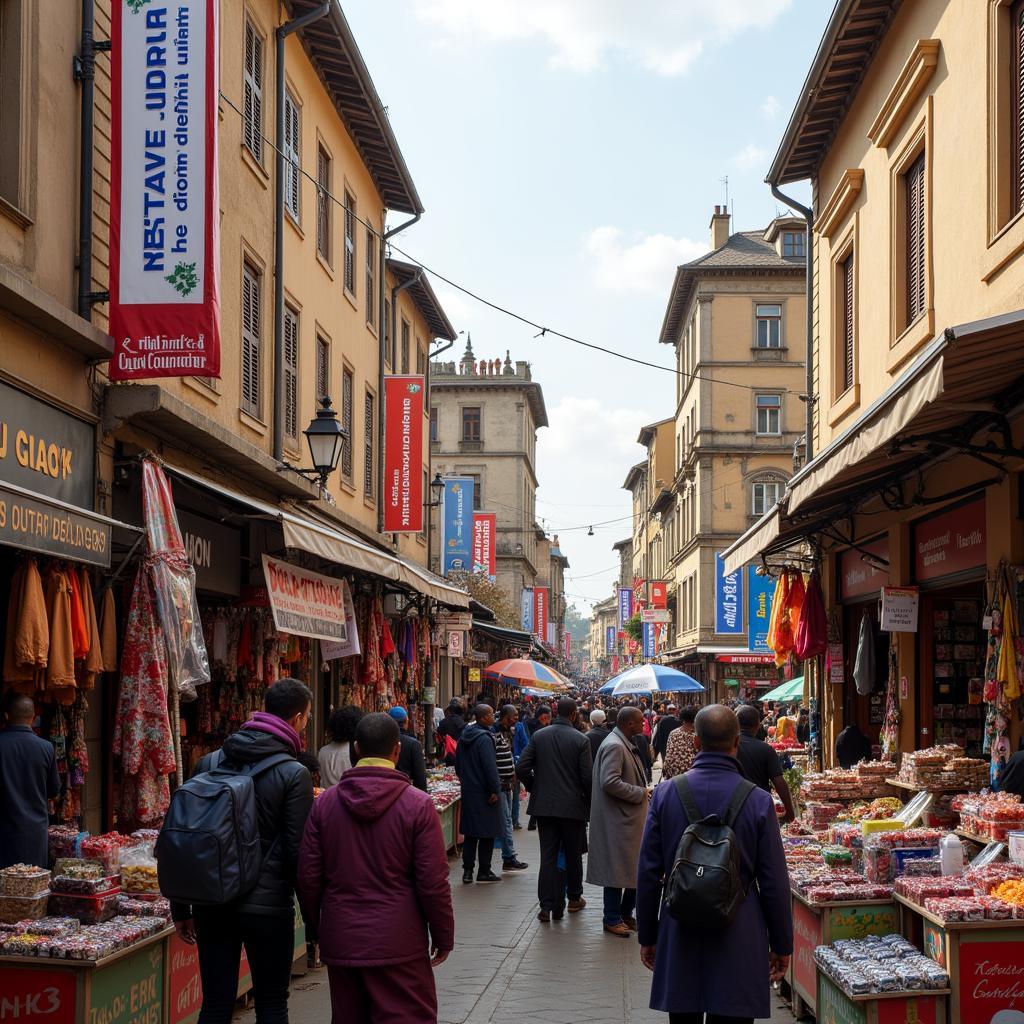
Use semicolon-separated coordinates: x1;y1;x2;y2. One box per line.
3;559;49;687
853;609;876;696
100;586;118;673
997;586;1021;701
773;572;800;667
795;570;827;661
766;572;789;666
78;569;104;690
66;567;90;661
44;567;76;695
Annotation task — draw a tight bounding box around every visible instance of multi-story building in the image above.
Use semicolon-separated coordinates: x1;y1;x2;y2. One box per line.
429;339;548;618
587;595;618;678
658;207;806;698
728;0;1024;759
535;533;570;655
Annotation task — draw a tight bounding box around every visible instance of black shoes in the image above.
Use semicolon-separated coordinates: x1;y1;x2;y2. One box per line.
502;859;529;871
476;871;502;883
462;870;474;885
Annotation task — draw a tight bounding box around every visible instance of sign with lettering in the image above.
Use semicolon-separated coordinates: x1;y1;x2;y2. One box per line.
792;897;822;1003
472;512;496;579
650;580;667;608
747;566;776;653
318;581;360;660
262;555;347;643
640;608;671;623
913;497;986;582
441;478;474;575
447;631;464;658
521;587;534;632
436;611;473;632
168;933;202;1024
957;935;1024;1024
838;538;890;601
0;966;77;1022
0;481;112;567
826;903;898;941
88;940;164;1024
0;381;96;510
533;587;549;641
176;507;241;595
642;622;655;658
383;376;425;532
109;0;222;380
715;552;744;635
881;586;920;633
618;587;634;628
605;625;616;655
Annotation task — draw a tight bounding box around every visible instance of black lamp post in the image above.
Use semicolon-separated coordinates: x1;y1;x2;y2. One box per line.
425;472;444;573
300;396;346;487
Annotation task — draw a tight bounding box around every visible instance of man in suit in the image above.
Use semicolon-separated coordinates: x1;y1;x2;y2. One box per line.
516;698;592;922
389;707;428;792
652;704;680;763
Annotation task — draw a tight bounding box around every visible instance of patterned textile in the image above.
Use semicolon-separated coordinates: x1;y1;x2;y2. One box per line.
661;727;699;780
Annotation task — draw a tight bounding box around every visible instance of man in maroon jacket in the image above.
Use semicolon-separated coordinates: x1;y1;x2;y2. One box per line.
298;713;455;1023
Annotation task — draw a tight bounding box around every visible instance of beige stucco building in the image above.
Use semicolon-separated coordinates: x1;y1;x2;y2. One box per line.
587;595;618;679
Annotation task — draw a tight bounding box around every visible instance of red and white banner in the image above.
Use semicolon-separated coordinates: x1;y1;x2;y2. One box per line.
533;587;549;640
472;512;496;578
563;632;571;658
261;555;346;643
383;376;425;532
109;1;221;380
650;581;668;608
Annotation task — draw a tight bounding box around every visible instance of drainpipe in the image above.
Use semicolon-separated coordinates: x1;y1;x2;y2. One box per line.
770;183;815;464
273;3;330;462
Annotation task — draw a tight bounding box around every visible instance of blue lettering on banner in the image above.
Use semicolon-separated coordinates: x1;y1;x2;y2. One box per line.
441;478;474;576
522;588;534;632
142;9;170;272
643;622;656;658
715;553;745;635
606;625;616;655
747;566;776;653
618;587;633;628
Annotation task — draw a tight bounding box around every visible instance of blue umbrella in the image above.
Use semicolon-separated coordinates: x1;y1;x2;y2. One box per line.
598;663;704;696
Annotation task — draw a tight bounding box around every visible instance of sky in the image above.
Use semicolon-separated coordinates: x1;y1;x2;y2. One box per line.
344;0;828;614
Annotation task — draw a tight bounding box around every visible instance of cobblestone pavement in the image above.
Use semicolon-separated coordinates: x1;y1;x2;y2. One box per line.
239;801;797;1023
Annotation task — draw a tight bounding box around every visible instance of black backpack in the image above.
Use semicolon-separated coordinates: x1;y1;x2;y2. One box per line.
663;775;756;929
155;750;293;906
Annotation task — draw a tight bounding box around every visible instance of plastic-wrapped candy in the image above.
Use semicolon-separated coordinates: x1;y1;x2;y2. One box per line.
14;917;79;937
0;893;50;925
0;865;51;898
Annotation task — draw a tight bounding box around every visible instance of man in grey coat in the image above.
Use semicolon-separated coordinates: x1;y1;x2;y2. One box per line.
586;707;649;937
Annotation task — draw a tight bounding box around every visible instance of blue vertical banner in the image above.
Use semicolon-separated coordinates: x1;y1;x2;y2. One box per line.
715;552;745;635
618;587;634;628
605;625;616;655
747;566;776;653
441;477;474;576
521;588;534;632
642;622;656;658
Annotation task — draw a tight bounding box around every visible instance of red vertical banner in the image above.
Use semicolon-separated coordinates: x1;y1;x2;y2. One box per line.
109;0;222;379
383;376;425;532
533;587;549;640
472;513;496;579
650;581;667;608
563;632;571;657
611;655;619;673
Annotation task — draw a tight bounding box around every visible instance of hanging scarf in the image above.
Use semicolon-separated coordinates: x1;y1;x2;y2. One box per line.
795;570;827;660
880;643;901;762
766;572;790;665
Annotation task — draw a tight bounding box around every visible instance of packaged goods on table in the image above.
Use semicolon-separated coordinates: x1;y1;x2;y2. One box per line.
0;914;166;961
894;876;976;906
863;828;943;883
923;896;987;922
47;889;119;925
47;825;83;864
902;857;942;877
0;864;51;897
120;847;159;895
51;874;118;896
963;863;1024;894
805;882;893;904
116;895;170;920
989;879;1024;907
80;833;142;876
895;745;989;790
952;790;1024;841
814;935;949;997
0;893;50;924
52;858;105;880
804;802;845;828
801;766;895;803
789;865;865;895
13;916;80;936
822;845;854;868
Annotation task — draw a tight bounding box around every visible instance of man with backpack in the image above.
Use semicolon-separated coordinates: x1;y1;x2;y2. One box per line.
636;704;792;1024
161;678;315;1024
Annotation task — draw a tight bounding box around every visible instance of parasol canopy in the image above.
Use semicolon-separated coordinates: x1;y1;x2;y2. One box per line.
484;658;571;692
598;663;704;696
759;676;805;703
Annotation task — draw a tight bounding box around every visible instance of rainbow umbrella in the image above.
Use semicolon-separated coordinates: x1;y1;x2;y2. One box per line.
484;658;571;692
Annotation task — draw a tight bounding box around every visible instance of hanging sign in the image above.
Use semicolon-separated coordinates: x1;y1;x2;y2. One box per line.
828;642;845;684
521;587;534;632
436;610;472;632
913;497;986;582
441;477;474;575
109;0;221;380
747;566;776;653
618;587;634;628
641;608;671;623
383;376;425;532
880;585;920;633
715;552;745;635
838;538;890;601
318;580;360;660
472;512;497;579
468;667;481;682
605;625;616;655
563;632;571;657
533;587;549;641
650;580;668;608
262;555;347;642
447;631;464;657
642;622;656;658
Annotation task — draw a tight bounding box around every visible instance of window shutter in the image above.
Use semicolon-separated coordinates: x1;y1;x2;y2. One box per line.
843;252;854;391
241;266;261;416
315;338;329;403
243;23;262;160
284;96;300;219
344;195;356;294
284;309;298;440
1014;3;1024;213
906;154;926;323
342;369;353;479
365;228;375;326
317;148;330;260
363;391;375;496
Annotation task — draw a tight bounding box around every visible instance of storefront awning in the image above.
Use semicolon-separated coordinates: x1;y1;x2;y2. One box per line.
472;620;534;650
165;465;469;608
723;309;1024;573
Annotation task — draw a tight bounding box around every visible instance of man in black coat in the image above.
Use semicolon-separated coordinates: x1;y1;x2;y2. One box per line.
516;697;593;922
587;709;611;761
436;700;467;766
388;706;428;792
652;705;680;761
0;693;59;869
455;705;503;884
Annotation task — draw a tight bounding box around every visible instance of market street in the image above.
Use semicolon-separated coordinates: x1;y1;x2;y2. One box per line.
240;816;796;1024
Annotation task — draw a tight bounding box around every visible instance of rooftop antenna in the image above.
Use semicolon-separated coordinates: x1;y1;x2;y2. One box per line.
720;175;729;211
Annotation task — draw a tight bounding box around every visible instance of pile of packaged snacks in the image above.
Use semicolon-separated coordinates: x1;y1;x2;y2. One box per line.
805;883;892;904
789;866;865;895
80;833;142;876
47;826;83;864
902;858;942;877
116;895;171;920
51;874;116;896
52;859;104;880
814;935;949;995
989;879;1024;907
896;746;989;790
0;865;50;897
835;797;904;824
47;889;120;925
953;791;1024;841
802;769;895;802
0;915;166;961
14;917;79;936
922;896;1022;922
822;846;854;868
804;802;845;828
963;863;1024;895
0;894;50;925
120;849;159;895
894;876;976;902
863;829;943;883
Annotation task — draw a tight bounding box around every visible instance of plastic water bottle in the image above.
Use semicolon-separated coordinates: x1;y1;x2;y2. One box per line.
940;833;964;876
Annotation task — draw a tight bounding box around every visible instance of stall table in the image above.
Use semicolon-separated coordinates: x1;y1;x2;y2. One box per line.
895;893;1024;1024
816;971;949;1024
437;800;461;853
789;890;899;1018
884;779;967;795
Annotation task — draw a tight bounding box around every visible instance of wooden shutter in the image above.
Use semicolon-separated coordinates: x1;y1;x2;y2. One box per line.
401;320;409;374
1013;1;1024;214
365;228;375;326
315;337;329;403
316;148;330;260
906;153;926;323
243;22;262;160
241;265;261;417
344;194;356;294
284;94;300;219
342;369;353;479
842;252;855;392
284;308;299;441
363;391;374;496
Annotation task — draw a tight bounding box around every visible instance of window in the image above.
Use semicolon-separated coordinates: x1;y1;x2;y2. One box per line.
462;406;481;442
283;92;300;221
315;335;330;403
341;368;353;480
400;319;410;374
752;480;782;516
416;341;426;375
429;406;438;442
240;263;262;417
363;390;375;497
243;20;263;161
316;146;331;262
283;307;299;442
839;251;855;393
467;473;482;511
1013;0;1024;215
0;0;25;211
905;152;927;325
782;231;805;258
755;304;782;348
755;394;781;435
344;191;356;295
384;299;393;367
365;227;376;327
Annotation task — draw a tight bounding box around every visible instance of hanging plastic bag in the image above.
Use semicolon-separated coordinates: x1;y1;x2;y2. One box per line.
795;569;827;660
853;608;876;695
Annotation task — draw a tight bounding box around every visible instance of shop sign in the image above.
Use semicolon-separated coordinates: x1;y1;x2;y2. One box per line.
642;622;655;658
913;497;986;582
109;0;221;381
827;904;898;941
472;512;496;579
521;587;534;632
441;477;474;575
881;586;920;633
0;966;77;1022
618;587;633;628
650;580;667;608
534;587;549;641
0;381;96;510
956;937;1024;1024
747;566;776;653
262;554;346;643
641;608;671;623
922;921;945;968
792;897;821;1001
177;507;241;596
383;376;424;532
169;932;202;1024
437;611;472;632
88;941;164;1024
468;667;481;682
0;481;112;567
318;581;360;660
717;653;774;664
605;625;616;655
828;642;845;684
838;538;890;601
447;631;464;657
715;553;744;635
817;975;866;1024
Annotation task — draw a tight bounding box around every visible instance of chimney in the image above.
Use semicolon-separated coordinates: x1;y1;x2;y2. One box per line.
710;205;731;250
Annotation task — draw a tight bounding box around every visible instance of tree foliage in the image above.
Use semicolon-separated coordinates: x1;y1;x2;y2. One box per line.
448;571;521;629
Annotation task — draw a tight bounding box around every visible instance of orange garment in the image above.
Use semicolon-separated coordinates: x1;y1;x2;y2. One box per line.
78;568;104;690
44;567;76;694
67;567;90;660
773;572;797;667
787;572;806;640
3;559;49;688
100;586;118;673
766;572;789;664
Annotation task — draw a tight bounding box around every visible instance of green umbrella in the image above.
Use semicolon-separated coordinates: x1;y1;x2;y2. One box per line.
724;678;739;688
760;676;805;703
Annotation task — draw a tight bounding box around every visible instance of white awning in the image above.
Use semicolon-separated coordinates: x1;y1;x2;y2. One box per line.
722;508;781;576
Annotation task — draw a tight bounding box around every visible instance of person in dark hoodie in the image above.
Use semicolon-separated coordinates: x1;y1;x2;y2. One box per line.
298;713;454;1024
436;700;467;766
455;704;504;883
172;677;314;1024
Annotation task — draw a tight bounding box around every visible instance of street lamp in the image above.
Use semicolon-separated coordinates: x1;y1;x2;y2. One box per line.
301;396;347;487
425;472;444;573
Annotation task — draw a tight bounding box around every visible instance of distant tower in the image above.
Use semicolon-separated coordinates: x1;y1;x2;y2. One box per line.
460;334;476;375
503;350;514;375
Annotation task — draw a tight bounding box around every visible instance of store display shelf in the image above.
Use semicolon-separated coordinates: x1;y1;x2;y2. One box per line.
885;779;970;794
792;889;895;910
894;892;1023;931
0;925;172;969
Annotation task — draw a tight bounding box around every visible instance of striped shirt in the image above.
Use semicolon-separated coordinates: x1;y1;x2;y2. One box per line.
493;729;516;789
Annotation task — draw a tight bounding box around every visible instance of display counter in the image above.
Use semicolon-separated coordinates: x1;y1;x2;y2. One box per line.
816;971;949;1024
437;800;461;853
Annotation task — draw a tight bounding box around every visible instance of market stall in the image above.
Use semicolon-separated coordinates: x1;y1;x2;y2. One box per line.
428;768;462;852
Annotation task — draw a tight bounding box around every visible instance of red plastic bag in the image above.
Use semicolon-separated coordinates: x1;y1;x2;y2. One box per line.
795;569;827;660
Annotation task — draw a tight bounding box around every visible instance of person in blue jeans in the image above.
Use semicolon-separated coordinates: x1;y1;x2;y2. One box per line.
492;706;528;871
511;712;531;829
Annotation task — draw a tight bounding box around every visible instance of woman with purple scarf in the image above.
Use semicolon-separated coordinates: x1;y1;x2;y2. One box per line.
172;678;314;1024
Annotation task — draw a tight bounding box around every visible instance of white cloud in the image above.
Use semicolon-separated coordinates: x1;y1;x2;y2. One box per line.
733;143;770;172
583;227;707;294
761;95;781;118
411;0;793;76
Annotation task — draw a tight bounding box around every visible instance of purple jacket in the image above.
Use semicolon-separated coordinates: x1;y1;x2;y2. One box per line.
297;766;455;966
636;751;793;1018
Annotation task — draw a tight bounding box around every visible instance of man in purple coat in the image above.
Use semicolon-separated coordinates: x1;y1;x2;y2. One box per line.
636;704;792;1023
